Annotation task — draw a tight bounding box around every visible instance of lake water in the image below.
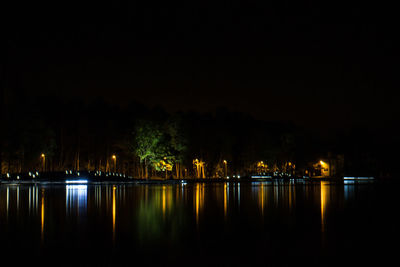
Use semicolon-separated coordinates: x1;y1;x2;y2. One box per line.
0;180;398;266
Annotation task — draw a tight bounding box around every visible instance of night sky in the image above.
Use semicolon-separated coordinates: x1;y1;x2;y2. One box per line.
4;1;398;134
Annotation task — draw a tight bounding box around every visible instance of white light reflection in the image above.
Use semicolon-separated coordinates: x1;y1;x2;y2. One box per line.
66;185;88;217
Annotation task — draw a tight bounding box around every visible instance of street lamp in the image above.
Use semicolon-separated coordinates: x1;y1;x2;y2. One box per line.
41;154;46;172
112;155;117;173
223;160;227;178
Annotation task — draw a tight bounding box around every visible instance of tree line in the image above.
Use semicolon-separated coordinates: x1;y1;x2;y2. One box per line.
0;91;395;179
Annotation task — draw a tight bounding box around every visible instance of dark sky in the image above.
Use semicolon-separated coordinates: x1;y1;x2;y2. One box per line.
4;1;398;133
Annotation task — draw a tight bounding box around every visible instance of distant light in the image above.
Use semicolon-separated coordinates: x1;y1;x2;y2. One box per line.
227;176;230;179
29;172;32;176
65;170;68;174
69;170;72;174
32;174;36;178
66;180;88;184
233;175;236;178
251;175;272;178
238;175;241;178
36;172;39;176
41;154;45;158
7;173;10;178
77;172;80;176
17;176;20;180
343;177;374;180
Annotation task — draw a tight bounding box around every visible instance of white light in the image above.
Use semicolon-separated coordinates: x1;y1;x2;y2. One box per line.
65;170;68;174
251;175;272;178
77;172;80;176
32;175;36;178
238;175;241;178
343;177;374;180
36;172;39;176
7;173;10;178
17;176;20;180
227;176;230;179
69;170;72;174
65;180;88;184
29;172;32;176
66;184;87;190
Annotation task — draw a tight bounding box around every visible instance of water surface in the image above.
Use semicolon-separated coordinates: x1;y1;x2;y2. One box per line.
1;180;398;266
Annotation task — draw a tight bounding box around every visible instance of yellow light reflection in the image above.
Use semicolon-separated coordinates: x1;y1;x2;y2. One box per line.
112;186;116;242
41;190;44;242
194;183;204;225
224;183;227;217
259;183;264;215
320;181;328;232
162;185;166;217
195;184;200;224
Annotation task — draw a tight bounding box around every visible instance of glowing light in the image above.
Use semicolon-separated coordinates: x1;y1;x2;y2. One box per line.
162;186;166;216
343;177;374;180
6;173;10;178
66;184;88;190
41;154;45;158
251;175;272;178
224;183;227;217
65;180;88;184
41;191;44;241
321;181;329;233
113;186;116;242
112;155;116;159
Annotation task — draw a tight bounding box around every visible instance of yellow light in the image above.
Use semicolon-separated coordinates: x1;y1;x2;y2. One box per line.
41;192;44;241
41;154;45;158
112;155;116;159
320;160;325;165
113;186;116;242
223;160;227;164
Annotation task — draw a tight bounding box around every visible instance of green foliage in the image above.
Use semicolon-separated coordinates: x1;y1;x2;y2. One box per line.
133;120;163;165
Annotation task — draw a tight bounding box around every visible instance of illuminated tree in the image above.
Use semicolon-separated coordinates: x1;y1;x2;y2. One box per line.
133;120;163;179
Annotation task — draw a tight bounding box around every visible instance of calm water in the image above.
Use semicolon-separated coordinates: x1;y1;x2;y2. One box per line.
1;180;399;266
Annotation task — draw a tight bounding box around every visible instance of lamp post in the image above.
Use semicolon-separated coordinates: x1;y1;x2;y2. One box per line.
112;155;117;173
223;160;227;178
41;154;46;172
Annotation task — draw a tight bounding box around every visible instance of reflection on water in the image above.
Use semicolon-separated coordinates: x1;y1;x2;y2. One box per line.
66;185;87;216
113;185;116;242
320;181;329;233
41;190;44;241
0;180;398;266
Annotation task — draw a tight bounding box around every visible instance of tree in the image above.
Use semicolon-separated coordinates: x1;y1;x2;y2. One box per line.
133;120;163;178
